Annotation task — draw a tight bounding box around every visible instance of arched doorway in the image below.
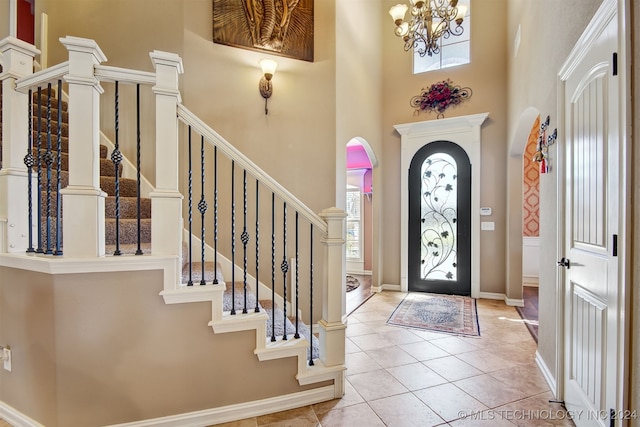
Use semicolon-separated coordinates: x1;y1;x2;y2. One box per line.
345;137;377;313
395;113;488;297
408;141;471;295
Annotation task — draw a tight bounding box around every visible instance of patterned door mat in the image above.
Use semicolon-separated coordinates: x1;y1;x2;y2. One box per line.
387;292;480;336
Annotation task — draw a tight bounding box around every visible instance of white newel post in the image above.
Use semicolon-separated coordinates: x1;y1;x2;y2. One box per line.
0;37;39;253
58;36;107;257
318;207;347;395
149;51;183;280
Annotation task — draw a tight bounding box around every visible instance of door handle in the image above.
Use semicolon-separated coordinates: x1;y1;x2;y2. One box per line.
557;257;570;269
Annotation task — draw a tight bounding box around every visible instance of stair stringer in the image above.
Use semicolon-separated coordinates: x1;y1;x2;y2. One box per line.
161;280;345;397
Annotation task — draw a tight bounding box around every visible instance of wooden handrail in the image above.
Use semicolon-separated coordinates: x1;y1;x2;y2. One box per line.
177;104;328;234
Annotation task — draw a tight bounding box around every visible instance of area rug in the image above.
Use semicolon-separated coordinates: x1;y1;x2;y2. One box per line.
346;275;360;292
387;292;480;336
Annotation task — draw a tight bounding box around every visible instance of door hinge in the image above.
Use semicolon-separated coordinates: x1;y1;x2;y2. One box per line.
613;234;618;257
613;52;618;76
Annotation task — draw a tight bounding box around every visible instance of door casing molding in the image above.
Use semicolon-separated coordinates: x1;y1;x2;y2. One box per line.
394;113;489;297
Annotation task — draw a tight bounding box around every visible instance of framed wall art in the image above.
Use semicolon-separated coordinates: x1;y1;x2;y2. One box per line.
213;0;314;62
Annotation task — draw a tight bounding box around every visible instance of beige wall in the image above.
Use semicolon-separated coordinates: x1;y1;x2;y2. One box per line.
381;0;509;293
0;267;329;427
336;0;384;287
0;0;9;39
506;0;602;390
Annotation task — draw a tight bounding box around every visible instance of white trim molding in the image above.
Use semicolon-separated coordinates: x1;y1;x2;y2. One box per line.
394;113;489;298
479;292;524;307
535;350;557;398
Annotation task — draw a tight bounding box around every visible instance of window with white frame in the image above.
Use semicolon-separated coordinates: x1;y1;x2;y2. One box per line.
346;185;362;260
414;0;471;74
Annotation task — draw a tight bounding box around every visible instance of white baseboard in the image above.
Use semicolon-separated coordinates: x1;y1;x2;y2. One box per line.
0;401;45;427
535;350;558;398
372;283;401;293
105;386;335;427
478;291;504;300
478;292;524;307
505;297;524;307
346;270;372;276
523;275;539;286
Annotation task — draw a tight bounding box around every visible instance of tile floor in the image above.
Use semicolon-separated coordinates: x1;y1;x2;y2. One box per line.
218;291;575;427
0;292;574;427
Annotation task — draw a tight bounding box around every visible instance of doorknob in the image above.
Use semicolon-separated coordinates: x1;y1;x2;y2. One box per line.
557;257;570;269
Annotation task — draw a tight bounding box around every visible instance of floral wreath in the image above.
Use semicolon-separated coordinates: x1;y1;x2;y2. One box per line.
410;79;472;118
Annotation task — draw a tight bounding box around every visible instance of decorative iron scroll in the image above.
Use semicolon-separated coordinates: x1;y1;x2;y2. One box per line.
420;153;458;281
411;79;472;118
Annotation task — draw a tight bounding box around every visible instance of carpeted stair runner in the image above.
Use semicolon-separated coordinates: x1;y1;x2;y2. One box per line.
221;282;320;360
1;89;154;251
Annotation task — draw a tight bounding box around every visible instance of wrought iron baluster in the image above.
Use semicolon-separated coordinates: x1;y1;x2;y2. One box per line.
231;160;236;315
213;146;218;284
135;84;143;255
271;192;276;342
24;89;35;253
241;169;249;313
199;135;207;285
111;81;122;256
54;81;63;255
187;127;193;286
44;83;53;255
255;179;260;313
35;86;43;254
294;211;300;339
281;202;289;340
309;224;314;366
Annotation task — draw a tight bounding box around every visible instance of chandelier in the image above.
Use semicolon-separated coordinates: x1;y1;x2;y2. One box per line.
389;0;467;57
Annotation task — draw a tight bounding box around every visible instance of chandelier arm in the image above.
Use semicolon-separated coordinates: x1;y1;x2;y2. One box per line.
391;0;465;58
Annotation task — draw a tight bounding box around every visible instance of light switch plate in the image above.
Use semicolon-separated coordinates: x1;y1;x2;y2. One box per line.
481;221;495;231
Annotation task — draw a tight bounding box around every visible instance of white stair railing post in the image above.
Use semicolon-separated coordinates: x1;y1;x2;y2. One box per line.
59;36;107;257
318;207;347;396
149;51;183;283
0;37;39;253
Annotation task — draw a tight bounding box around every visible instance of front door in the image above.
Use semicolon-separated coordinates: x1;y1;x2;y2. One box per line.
561;5;621;426
408;141;471;295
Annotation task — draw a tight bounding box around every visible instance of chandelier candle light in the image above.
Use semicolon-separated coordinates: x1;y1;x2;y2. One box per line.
389;0;467;57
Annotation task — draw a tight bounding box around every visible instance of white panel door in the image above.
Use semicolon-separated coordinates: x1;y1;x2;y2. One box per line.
562;6;619;427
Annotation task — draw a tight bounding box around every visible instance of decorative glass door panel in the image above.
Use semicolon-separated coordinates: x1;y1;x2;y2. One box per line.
409;141;471;295
420;153;458;281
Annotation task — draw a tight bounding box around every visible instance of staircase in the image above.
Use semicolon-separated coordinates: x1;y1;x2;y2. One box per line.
20;82;322;359
0;36;343;426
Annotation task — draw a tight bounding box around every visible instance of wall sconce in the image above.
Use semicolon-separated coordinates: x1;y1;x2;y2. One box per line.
259;59;278;115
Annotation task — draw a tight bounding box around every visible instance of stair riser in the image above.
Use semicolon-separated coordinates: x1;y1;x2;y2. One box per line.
32;118;68;138
40;171;140;198
34;157;121;178
28;135;109;158
39;193;152;219
32;93;68;111
38;218;152;246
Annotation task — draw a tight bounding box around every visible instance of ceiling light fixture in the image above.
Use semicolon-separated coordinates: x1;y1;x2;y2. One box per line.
389;0;467;57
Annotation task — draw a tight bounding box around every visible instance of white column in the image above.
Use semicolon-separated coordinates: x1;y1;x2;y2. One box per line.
59;36;107;257
318;207;347;396
149;51;183;277
0;37;40;253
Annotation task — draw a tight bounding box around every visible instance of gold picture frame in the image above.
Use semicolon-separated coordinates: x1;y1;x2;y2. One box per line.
213;0;314;62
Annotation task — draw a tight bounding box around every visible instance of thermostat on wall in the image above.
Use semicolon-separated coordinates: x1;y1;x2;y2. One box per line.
480;207;492;216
